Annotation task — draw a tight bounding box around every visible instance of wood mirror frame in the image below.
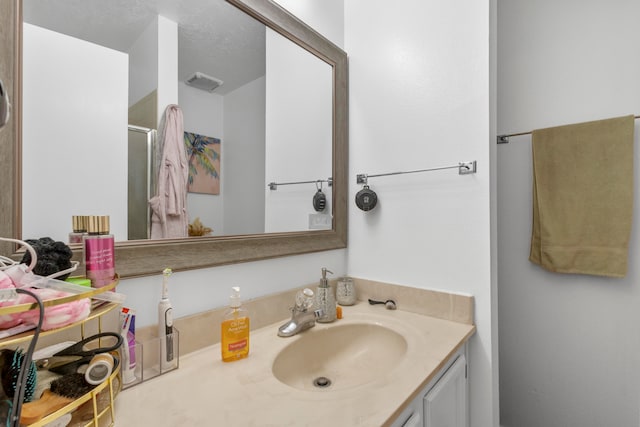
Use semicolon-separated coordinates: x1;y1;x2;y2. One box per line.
0;0;348;278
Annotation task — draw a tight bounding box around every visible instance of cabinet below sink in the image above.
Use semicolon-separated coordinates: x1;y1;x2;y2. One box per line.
391;345;468;427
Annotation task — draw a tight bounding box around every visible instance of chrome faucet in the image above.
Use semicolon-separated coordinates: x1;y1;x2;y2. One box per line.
278;288;324;337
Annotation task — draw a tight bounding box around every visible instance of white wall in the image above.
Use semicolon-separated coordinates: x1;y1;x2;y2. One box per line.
345;1;495;427
22;23;128;242
224;76;266;236
276;0;344;47
180;75;266;237
157;16;178;120
266;0;341;233
128;18;158;107
179;82;225;235
264;27;333;232
129;15;178;116
497;1;640;426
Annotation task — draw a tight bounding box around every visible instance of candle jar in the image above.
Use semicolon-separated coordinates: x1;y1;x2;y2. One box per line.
336;276;356;306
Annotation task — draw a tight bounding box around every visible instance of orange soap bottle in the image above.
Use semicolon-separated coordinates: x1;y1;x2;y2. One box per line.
221;287;250;362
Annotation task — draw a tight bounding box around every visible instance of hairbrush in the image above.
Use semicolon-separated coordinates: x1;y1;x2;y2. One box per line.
20;373;95;425
0;349;37;401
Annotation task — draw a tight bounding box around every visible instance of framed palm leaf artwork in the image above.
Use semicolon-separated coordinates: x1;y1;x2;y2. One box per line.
184;131;221;195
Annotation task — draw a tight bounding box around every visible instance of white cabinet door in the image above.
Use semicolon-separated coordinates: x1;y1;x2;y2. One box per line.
423;354;467;427
389;398;422;427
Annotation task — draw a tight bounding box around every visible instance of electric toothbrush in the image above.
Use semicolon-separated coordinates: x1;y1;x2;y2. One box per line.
158;268;174;371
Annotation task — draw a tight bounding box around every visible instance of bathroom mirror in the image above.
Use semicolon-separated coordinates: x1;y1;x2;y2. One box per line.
0;0;348;277
21;0;333;242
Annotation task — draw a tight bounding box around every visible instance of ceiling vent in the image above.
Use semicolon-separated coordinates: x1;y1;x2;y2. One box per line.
185;72;224;93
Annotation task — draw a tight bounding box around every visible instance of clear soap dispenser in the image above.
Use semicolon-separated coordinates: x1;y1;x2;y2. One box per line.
316;268;336;323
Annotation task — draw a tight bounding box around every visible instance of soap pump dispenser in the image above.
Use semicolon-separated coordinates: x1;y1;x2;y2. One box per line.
316;268;336;323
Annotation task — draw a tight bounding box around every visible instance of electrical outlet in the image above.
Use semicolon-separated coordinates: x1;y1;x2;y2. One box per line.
309;213;332;229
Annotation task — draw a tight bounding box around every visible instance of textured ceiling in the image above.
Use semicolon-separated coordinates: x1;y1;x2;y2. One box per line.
23;0;266;95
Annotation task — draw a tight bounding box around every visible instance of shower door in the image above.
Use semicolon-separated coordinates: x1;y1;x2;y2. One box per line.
128;125;157;240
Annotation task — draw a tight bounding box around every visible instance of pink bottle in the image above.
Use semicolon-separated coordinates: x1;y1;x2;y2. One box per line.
84;215;115;288
69;215;88;244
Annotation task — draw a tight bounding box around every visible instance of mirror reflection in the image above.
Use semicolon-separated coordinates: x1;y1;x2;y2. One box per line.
21;0;333;244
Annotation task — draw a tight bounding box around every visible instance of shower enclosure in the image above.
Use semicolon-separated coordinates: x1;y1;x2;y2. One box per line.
127;125;157;240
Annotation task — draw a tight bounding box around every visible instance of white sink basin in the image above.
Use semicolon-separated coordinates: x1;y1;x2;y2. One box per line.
272;323;408;391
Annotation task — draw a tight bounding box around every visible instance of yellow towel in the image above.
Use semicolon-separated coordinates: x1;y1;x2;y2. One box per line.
530;115;634;277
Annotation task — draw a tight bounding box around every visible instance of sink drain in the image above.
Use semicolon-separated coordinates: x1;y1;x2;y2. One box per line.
313;376;332;388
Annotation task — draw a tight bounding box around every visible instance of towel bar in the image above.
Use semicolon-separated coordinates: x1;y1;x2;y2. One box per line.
497;114;640;144
356;161;477;185
268;178;332;191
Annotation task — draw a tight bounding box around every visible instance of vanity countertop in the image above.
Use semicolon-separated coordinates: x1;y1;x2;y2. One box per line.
115;302;475;426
